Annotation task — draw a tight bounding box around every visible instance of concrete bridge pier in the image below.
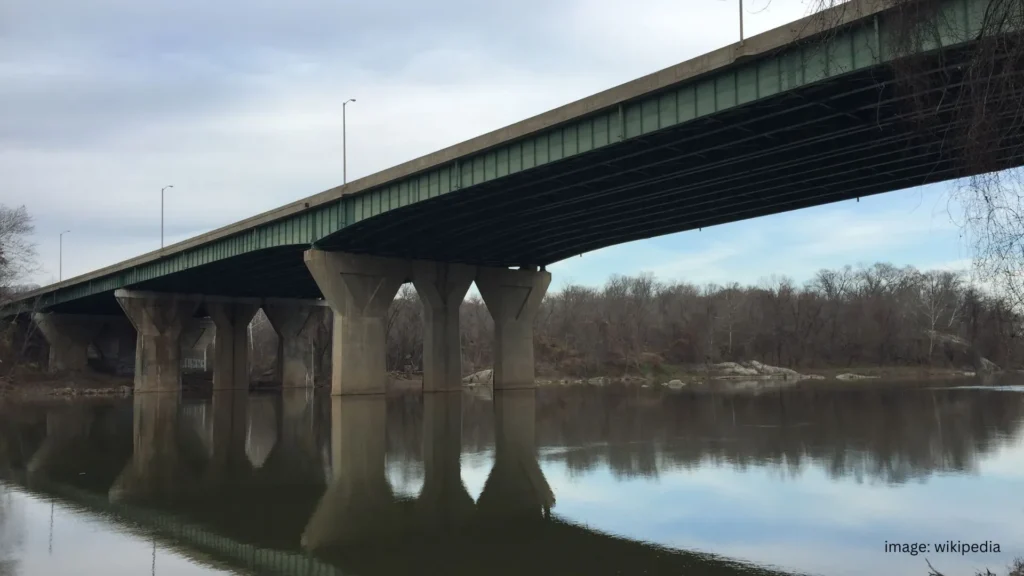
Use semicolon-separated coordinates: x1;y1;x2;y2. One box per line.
115;290;199;392
476;267;551;390
301;395;396;550
412;262;476;392
263;299;330;388
207;299;259;390
31;313;109;372
304;249;407;395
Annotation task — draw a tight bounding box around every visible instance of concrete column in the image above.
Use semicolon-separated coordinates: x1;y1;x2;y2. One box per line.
207;299;259;390
263;299;330;388
31;313;105;372
412;262;476;392
115;290;198;393
301;395;396;550
475;267;551;390
304;249;409;395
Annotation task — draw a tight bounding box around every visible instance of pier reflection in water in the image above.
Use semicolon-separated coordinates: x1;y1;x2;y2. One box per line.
0;382;1021;576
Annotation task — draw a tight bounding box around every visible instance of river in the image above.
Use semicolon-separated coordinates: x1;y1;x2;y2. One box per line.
0;378;1020;576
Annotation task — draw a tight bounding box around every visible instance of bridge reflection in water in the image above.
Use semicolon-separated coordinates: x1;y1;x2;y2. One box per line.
0;389;796;576
1;385;1021;575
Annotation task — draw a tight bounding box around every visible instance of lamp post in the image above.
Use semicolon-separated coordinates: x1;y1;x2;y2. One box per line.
161;185;173;248
59;230;70;282
739;0;744;44
343;98;356;184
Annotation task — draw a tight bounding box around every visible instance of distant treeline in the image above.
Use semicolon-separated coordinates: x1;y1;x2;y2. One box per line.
383;262;1023;376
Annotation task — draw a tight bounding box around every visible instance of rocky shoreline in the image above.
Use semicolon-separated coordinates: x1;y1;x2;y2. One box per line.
461;360;987;391
0;371;134;399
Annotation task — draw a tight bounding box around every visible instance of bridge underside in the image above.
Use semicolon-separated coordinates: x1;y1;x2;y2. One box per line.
331;49;1019;267
45;46;1022;315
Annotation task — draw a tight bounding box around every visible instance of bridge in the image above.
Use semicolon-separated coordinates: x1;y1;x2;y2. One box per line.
4;0;1020;395
0;390;799;576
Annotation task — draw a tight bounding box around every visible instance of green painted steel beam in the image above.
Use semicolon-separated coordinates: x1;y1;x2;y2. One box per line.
2;0;996;314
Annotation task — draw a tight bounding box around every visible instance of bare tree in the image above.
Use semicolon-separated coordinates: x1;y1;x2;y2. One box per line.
919;270;965;357
0;206;37;300
803;0;1024;307
433;261;1021;379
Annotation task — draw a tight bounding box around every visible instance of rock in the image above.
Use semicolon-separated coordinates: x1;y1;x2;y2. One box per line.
713;362;760;376
713;360;814;380
979;357;1000;373
747;360;803;379
587;377;607;385
925;331;1002;373
835;373;879;381
462;370;493;386
665;379;685;389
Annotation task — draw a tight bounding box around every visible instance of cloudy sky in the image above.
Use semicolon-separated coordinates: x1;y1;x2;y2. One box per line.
1;0;972;290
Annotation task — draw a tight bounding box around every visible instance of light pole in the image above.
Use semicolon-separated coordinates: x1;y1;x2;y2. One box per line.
59;230;70;282
161;185;173;248
343;98;356;184
739;0;744;44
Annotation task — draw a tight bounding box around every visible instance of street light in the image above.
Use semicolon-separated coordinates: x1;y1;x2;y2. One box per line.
161;185;173;248
739;0;744;44
343;98;356;184
59;230;70;282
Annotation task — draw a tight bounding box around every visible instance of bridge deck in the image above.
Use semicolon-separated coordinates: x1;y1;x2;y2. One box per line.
5;0;1005;315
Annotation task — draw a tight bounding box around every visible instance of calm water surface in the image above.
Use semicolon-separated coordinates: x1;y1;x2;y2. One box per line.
0;379;1021;576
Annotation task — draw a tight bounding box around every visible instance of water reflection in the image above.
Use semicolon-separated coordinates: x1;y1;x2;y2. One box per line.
0;383;1019;575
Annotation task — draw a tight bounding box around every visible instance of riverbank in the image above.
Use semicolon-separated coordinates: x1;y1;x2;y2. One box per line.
0;360;997;399
457;360;995;390
0;366;133;399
